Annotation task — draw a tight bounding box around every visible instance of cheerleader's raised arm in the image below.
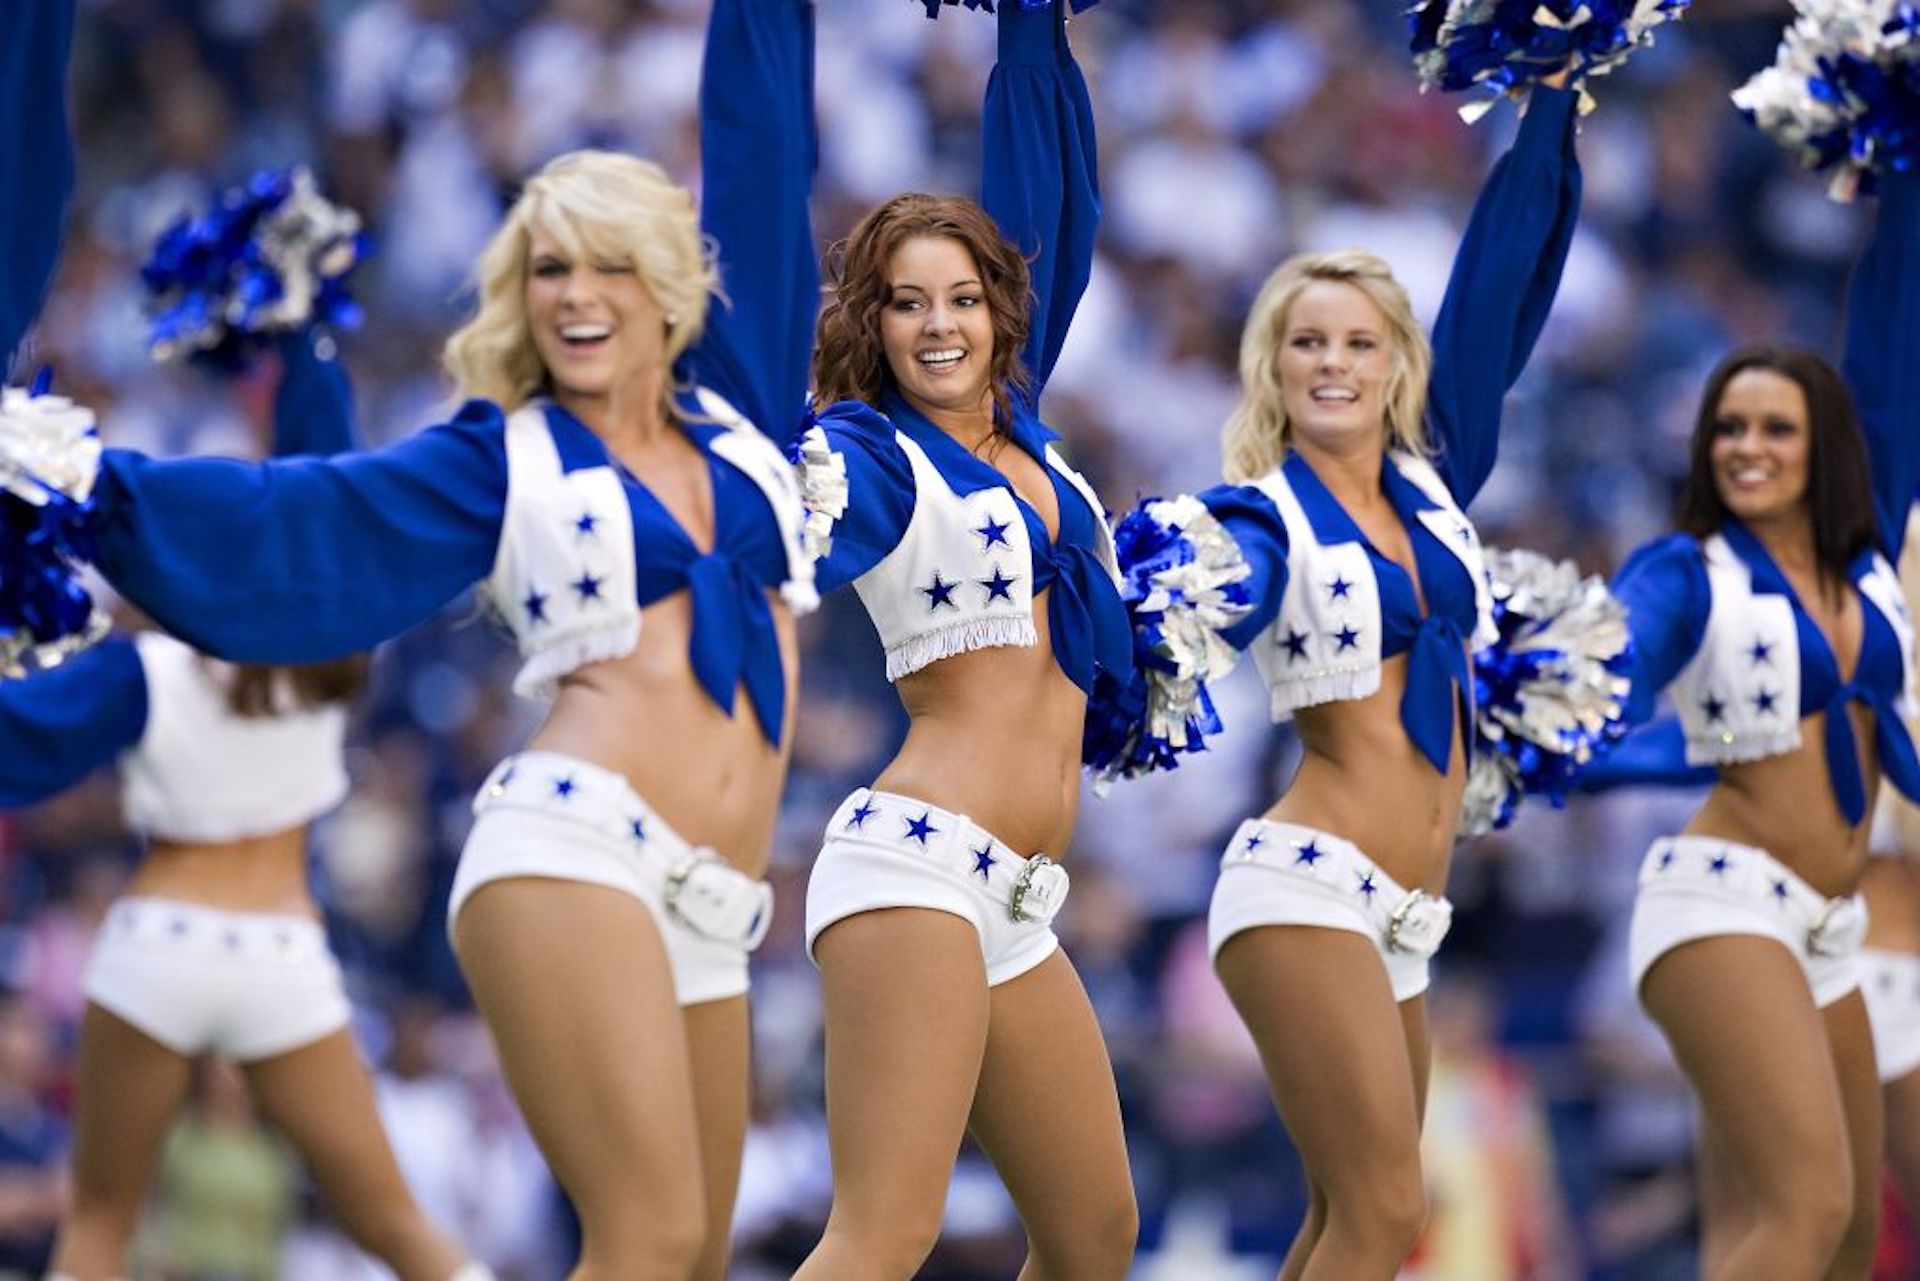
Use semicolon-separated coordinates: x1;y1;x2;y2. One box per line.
1845;169;1920;559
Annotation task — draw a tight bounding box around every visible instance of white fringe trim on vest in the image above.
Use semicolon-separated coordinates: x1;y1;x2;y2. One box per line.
885;616;1039;682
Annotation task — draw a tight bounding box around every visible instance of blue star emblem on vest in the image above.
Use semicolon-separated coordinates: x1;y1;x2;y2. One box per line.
1749;637;1773;666
576;510;600;537
1751;688;1778;715
523;588;549;625
1327;575;1353;601
572;572;604;603
979;566;1018;604
975;516;1012;550
922;572;959;611
1282;628;1309;661
1701;693;1727;723
1333;624;1361;652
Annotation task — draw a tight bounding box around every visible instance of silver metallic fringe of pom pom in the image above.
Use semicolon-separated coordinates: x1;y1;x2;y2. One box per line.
794;425;849;562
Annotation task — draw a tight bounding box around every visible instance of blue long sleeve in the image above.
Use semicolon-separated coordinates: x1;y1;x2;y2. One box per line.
810;401;916;593
1427;87;1582;504
0;636;147;807
1844;171;1920;561
90;402;509;663
1574;715;1714;793
1612;533;1711;725
271;330;358;458
981;0;1099;401
0;0;76;373
1198;484;1290;653
692;0;817;450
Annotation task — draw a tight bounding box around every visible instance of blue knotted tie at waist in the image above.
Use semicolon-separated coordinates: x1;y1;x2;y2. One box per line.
1403;613;1473;774
686;550;784;745
1045;543;1133;697
1823;680;1920;825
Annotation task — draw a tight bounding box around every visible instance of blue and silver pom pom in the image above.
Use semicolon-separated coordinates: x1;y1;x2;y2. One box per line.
142;167;367;371
910;0;1091;18
1733;0;1920;201
1410;0;1691;120
792;423;849;562
1084;495;1253;794
1459;547;1633;836
0;385;108;678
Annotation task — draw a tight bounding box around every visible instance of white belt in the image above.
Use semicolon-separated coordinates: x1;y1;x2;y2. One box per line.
475;753;772;951
1224;819;1454;958
1642;836;1867;960
831;789;1071;926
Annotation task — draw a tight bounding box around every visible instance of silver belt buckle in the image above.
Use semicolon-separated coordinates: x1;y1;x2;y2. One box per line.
1807;896;1866;959
1008;854;1070;926
1385;889;1450;956
663;850;772;950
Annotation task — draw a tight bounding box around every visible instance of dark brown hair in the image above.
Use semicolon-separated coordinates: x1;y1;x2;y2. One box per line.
813;193;1033;430
1678;346;1878;587
225;656;370;719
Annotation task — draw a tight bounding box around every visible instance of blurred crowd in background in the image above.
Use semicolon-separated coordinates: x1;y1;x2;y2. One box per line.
0;0;1896;1275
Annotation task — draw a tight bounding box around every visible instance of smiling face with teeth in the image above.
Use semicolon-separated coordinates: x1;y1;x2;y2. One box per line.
1274;280;1394;459
879;235;997;428
1708;367;1813;526
523;226;674;421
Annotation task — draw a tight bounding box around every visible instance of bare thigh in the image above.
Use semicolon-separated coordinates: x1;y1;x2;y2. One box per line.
1217;926;1428;1280
52;1004;195;1277
682;995;750;1281
792;908;990;1280
968;948;1137;1281
454;878;705;1258
242;1029;465;1281
1641;935;1854;1277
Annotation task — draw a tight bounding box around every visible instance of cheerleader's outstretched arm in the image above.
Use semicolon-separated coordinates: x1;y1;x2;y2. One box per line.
1427;85;1583;504
980;0;1099;403
0;636;146;807
692;0;819;450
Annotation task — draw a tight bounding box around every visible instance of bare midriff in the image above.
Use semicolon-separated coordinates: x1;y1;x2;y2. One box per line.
527;589;798;881
1863;854;1920;952
878;590;1086;858
1265;650;1465;894
135;830;317;917
1685;702;1881;900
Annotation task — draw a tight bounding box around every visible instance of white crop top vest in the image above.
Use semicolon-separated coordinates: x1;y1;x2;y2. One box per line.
1673;532;1916;765
483;390;817;701
1246;450;1496;721
120;633;350;842
851;430;1119;681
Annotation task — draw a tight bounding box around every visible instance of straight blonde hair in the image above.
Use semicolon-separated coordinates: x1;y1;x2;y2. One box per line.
1221;249;1433;484
443;151;719;413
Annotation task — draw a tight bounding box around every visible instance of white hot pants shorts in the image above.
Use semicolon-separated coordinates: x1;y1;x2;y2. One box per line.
451;752;772;1007
806;789;1070;987
1628;835;1865;1010
83;897;351;1062
1207;819;1453;1003
1861;947;1920;1081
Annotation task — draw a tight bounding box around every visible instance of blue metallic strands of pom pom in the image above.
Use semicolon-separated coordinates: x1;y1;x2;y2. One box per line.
142;168;367;372
1408;0;1691;118
911;0;1092;18
0;487;103;678
1083;498;1251;789
1460;548;1634;835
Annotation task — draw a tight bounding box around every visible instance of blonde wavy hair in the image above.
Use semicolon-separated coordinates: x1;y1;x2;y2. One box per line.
1221;249;1433;484
443;150;719;413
